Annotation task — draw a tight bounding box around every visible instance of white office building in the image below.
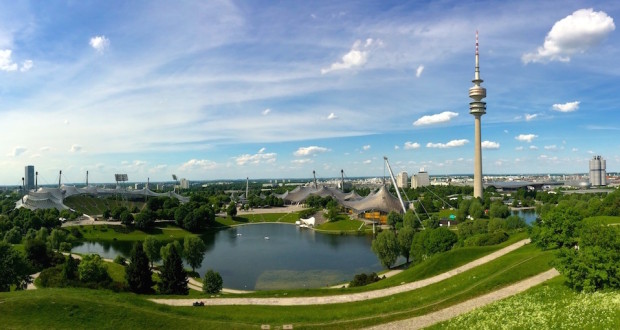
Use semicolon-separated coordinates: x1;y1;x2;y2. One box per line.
411;168;430;189
589;156;607;186
396;171;409;188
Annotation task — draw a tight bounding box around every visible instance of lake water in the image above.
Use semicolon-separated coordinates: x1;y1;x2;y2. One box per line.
72;223;382;290
511;209;538;224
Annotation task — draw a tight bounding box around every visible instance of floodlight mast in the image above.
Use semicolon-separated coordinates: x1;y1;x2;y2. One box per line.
383;156;407;213
312;170;317;189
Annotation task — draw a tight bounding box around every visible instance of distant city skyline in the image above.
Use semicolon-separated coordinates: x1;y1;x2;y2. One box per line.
1;1;619;185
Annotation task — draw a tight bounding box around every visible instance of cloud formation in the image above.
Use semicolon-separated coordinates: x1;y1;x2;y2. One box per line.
413;111;458;126
321;38;380;74
90;35;110;53
544;145;557;150
362;145;371;151
69;144;82;153
481;141;500;149
525;113;538;121
9;146;27;157
415;65;424;78
180;159;217;170
294;146;328;157
552;101;580;112
235;148;276;165
522;9;615;63
515;134;538;143
426;139;469;148
262;108;271;116
327;112;338;120
404;141;420;150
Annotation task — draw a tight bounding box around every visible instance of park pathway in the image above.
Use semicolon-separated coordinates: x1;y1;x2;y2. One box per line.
150;238;531;306
364;268;560;330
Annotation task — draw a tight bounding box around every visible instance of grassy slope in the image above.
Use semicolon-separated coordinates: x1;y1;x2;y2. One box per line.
76;224;196;242
428;276;620;329
583;215;620;225
214;211;303;227
0;243;554;329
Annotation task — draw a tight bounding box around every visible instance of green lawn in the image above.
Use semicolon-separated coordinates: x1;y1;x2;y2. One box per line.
315;218;366;232
583;215;620;225
77;224;196;242
0;242;556;329
429;275;620;329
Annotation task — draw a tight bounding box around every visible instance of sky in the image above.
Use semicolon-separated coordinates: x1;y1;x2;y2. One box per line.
1;0;619;185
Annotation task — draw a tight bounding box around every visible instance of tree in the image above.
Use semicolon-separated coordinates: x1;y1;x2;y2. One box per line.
555;222;619;292
403;210;420;230
203;269;223;294
159;245;188;295
387;211;403;230
62;254;78;281
468;199;484;219
3;226;22;244
531;207;581;249
0;241;31;291
427;227;458;254
410;229;430;263
160;241;183;262
143;236;161;268
78;254;110;283
126;242;154;293
397;226;415;263
226;202;237;218
371;231;400;269
48;228;68;250
325;206;339;222
134;210;155;229
489;202;510;219
183;236;206;273
24;238;51;270
119;210;134;226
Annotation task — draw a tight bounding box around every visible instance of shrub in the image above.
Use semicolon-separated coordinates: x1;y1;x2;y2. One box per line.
59;242;72;252
464;231;509;247
78;254;110;283
113;255;127;265
349;272;380;287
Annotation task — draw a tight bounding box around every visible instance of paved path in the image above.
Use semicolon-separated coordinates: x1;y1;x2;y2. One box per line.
150;239;531;306
365;268;560;330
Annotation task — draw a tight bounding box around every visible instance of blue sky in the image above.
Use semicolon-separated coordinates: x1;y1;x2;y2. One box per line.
1;0;619;185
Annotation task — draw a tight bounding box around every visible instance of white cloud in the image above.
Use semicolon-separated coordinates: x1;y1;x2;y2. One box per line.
530;145;539;150
504;130;509;134
235;149;277;165
291;159;312;165
294;146;329;157
362;145;371;151
394;145;400;150
89;35;110;53
515;146;524;151
40;146;51;152
20;60;33;72
9;146;27;157
572;148;579;152
180;159;217;170
552;101;580;112
327;112;338;120
262;108;271;116
515;134;538;143
69;144;82;153
522;8;615;63
0;49;18;71
321;38;380;74
426;139;469;148
415;65;424;78
404;141;420;150
481;141;500;149
363;159;372;164
525;113;538;121
544;145;557;150
413;111;458;126
258;147;266;154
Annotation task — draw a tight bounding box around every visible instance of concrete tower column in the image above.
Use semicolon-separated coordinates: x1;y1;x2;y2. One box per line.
469;31;487;199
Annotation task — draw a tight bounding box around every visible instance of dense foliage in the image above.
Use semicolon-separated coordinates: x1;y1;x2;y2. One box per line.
126;242;154;293
0;241;31;291
203;269;223;294
371;230;400;268
349;272;381;287
158;244;188;295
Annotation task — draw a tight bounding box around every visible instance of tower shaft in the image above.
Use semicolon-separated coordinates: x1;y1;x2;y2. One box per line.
469;31;486;199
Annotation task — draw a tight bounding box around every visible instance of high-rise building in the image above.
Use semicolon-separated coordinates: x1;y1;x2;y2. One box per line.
411;168;430;189
180;178;190;189
25;165;35;191
589;156;607;186
396;171;409;188
469;31;487;198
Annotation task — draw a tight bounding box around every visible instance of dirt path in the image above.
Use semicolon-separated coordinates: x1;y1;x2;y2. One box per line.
150;239;531;306
365;268;560;330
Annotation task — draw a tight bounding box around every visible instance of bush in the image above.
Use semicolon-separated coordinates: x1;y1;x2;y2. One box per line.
349;272;381;287
78;254;110;283
464;231;509;247
59;242;72;252
113;255;127;265
203;269;223;294
3;227;22;244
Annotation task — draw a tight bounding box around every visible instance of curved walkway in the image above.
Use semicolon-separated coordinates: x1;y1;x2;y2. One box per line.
150;238;531;306
365;268;560;330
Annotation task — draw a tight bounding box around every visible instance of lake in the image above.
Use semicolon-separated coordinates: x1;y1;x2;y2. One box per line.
511;209;538;224
72;223;383;290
